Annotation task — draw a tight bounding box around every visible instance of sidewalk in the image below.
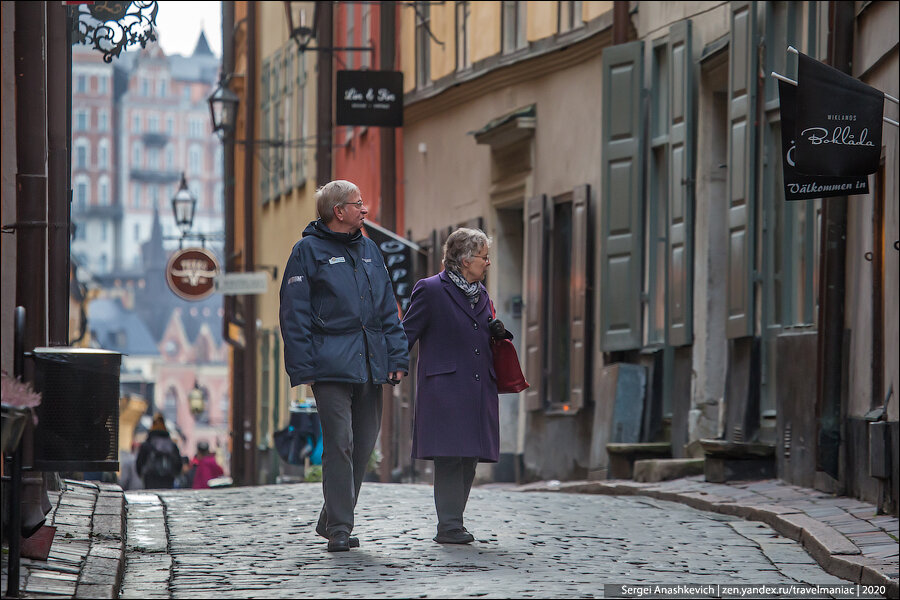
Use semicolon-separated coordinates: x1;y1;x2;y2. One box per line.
1;479;125;599
515;476;899;597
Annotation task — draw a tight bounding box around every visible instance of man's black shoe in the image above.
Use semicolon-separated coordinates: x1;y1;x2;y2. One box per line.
327;531;351;552
433;529;475;544
317;524;359;548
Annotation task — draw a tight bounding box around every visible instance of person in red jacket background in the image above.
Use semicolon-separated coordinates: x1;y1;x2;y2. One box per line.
191;441;224;489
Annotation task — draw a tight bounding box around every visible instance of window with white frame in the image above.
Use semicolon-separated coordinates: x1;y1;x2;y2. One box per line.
132;142;143;168
98;77;108;94
190;117;205;138
415;1;431;88
98;109;109;131
150;185;159;209
149;113;159;132
456;1;470;70
141;77;150;96
558;1;583;33
148;148;159;170
166;115;174;133
99;177;110;205
75;109;89;131
98;140;109;169
133;184;142;208
74;178;89;210
132;112;141;133
189;145;202;174
75;139;90;170
502;1;527;53
159;79;168;97
76;74;87;94
165;146;174;168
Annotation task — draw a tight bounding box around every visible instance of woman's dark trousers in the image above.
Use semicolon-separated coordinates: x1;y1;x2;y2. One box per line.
433;456;478;533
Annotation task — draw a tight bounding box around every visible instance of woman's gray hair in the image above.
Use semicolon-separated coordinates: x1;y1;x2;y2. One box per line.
442;227;491;273
316;180;360;223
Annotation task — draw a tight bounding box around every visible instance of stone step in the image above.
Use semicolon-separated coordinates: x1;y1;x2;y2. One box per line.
633;458;705;482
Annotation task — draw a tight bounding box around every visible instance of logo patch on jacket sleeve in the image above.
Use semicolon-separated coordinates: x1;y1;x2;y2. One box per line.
328;256;346;265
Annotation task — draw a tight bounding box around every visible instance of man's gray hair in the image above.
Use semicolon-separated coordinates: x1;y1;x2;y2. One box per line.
316;180;360;223
442;227;491;273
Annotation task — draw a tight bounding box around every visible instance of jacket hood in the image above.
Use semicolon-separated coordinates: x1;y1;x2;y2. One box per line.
303;219;363;245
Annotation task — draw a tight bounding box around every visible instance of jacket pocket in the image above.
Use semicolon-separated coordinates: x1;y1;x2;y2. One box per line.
425;362;457;377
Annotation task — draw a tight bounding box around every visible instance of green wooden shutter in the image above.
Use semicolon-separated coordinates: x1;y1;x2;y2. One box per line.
726;0;757;339
524;194;548;411
667;20;694;347
568;185;591;412
600;41;644;351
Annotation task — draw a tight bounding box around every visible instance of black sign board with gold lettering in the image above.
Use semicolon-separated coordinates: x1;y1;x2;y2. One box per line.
336;70;403;128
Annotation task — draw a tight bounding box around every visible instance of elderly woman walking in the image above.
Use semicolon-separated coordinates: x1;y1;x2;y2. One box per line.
402;227;508;544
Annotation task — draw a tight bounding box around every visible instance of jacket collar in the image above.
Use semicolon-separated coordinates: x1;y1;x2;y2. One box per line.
439;270;488;315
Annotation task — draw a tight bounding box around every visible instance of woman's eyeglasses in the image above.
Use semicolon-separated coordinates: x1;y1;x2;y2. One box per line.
473;254;490;262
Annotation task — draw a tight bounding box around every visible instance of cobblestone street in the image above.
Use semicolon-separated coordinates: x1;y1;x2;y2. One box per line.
120;483;853;599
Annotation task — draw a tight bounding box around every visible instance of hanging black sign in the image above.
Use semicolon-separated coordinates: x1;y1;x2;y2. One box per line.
778;81;869;201
336;70;403;128
363;221;420;316
794;53;884;177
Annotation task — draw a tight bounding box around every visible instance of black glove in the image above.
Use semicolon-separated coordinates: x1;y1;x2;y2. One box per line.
488;318;514;341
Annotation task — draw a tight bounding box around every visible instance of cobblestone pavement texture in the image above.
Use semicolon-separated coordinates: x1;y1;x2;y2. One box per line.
118;483;862;599
3;477;898;599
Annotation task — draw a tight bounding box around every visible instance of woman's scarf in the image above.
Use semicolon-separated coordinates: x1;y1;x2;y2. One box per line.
446;269;480;308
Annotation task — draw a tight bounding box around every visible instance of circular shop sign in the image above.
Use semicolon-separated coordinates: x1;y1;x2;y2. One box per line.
166;247;219;301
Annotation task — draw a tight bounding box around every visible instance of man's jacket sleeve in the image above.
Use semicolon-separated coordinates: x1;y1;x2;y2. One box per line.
377;256;410;374
280;246;315;386
401;278;429;351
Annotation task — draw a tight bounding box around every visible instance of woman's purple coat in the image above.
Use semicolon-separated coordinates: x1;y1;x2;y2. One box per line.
402;271;499;462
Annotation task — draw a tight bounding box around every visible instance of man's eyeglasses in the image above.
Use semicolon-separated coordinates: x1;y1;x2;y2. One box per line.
341;200;365;208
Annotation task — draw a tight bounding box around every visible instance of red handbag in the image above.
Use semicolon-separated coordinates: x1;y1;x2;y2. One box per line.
489;301;529;394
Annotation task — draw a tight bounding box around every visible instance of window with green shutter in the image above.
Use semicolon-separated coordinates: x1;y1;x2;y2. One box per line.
600;41;644;352
726;0;758;339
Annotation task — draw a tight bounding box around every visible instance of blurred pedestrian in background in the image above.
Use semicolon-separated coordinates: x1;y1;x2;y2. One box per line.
118;441;144;491
136;414;183;489
191;441;224;489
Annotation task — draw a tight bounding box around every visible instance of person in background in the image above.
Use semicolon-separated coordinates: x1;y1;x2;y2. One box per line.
118;441;144;491
136;414;183;489
191;441;224;489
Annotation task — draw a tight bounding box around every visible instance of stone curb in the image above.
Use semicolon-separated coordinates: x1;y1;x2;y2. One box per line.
513;479;898;596
73;481;126;599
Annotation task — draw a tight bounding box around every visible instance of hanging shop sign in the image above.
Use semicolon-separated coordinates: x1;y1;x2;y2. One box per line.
166;247;219;301
793;52;884;177
363;221;421;316
336;70;403;127
777;81;869;201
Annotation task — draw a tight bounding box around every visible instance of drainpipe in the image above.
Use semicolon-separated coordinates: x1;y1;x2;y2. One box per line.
316;1;333;186
241;2;259;486
613;1;630;45
815;1;853;483
47;2;70;346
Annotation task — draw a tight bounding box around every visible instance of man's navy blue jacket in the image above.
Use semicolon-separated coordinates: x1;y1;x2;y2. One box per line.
279;220;409;387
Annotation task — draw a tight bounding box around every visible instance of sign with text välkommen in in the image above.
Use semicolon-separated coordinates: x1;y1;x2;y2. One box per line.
777;80;869;200
793;52;884;178
336;70;403;127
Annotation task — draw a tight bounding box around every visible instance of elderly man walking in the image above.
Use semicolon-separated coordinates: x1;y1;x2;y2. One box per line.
280;180;409;552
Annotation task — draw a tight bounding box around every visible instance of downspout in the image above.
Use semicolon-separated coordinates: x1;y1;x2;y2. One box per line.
221;1;245;483
242;1;259;486
316;1;333;186
815;1;853;484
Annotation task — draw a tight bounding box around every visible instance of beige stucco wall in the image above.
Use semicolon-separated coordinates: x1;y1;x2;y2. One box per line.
401;5;416;93
584;1;615;23
430;1;456;81
527;2;557;42
471;2;501;64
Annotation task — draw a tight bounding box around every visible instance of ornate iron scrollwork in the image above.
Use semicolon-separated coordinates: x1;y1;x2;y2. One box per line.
71;1;159;63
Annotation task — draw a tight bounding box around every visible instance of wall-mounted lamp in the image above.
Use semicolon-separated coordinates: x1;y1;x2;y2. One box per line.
171;173;197;237
188;380;206;417
207;75;240;140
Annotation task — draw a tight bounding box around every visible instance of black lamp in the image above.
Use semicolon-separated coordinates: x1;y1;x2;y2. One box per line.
207;75;239;139
171;173;196;237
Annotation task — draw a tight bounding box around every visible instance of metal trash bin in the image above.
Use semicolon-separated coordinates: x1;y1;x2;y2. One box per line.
31;348;121;472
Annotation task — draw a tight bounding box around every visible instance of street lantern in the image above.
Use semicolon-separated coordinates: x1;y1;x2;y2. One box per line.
207;76;239;139
188;380;206;417
171;173;196;237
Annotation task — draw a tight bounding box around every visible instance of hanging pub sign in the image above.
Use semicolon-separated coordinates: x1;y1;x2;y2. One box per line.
778;81;869;201
362;221;421;316
794;52;885;177
336;70;403;128
166;247;219;301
